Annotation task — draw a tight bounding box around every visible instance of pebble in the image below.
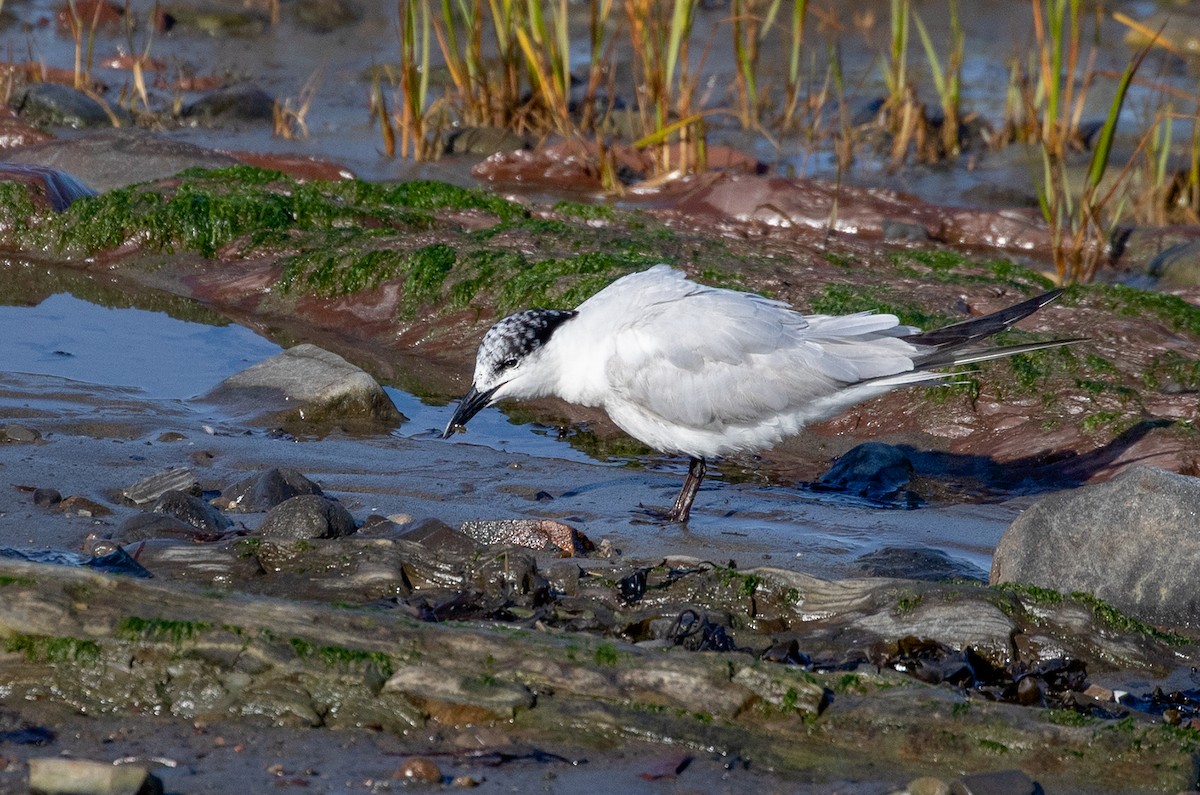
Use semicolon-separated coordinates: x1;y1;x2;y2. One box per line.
398;518;480;556
3;424;41;443
815;441;917;505
907;776;951;795
206;344;403;427
32;488;62;508
394;757;442;784
1147;239;1200;288
59;496;111;517
113;512;210;544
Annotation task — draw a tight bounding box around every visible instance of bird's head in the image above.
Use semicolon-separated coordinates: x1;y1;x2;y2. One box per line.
442;308;577;438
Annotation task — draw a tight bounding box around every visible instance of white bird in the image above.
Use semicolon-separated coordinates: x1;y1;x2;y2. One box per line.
443;265;1075;523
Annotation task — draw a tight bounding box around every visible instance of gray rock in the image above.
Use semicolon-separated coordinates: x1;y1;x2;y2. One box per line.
991;466;1200;627
951;768;1039;795
11;83;126;129
123;467;200;506
32;488;61;508
258;494;357;540
398;518;480;556
383;665;534;720
3;424;41;443
205;344;403;428
853;546;987;582
882;219;930;241
445;126;533;156
908;777;952;795
157;4;269;36
293;0;360;32
815;441;918;505
151;490;232;534
221;467;323;513
183;84;275;124
28;757;162;795
114;512;208;543
1148;239;1200;288
3;129;238;192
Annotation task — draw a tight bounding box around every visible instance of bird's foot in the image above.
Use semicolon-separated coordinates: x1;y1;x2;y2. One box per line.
632;504;688;525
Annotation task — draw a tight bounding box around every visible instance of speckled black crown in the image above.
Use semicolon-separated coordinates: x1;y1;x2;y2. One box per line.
479;309;578;374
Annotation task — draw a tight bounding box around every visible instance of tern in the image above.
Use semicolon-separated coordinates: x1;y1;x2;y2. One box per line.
443;265;1075;523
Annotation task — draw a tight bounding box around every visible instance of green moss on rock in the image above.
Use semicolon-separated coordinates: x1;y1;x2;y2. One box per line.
13;168;525;260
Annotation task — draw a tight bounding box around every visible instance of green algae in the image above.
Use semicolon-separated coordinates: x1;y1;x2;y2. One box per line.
1070;592;1189;646
593;643;620;666
806;282;949;328
1080;282;1200;338
1142;351;1200;392
290;637;396;677
0;181;47;236
886;251;1052;292
0;575;35;587
3;634;101;664
995;582;1065;606
996;584;1189;646
118;616;212;645
12;168;523;260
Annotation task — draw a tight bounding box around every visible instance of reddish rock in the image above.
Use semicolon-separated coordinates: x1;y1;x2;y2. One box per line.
55;0;123;33
0;163;94;214
650;173;1055;255
97;54;166;72
472;139;762;191
0;109;53;149
224;150;355;181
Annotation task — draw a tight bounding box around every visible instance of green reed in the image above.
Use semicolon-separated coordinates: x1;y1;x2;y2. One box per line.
911;0;962;157
1035;9;1150;284
779;0;809;130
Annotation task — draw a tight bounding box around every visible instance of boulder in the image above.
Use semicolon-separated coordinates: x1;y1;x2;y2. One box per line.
220;467;323;512
990;466;1200;628
205;343;403;430
3;129;237;192
258;494;357;541
11;83;125;129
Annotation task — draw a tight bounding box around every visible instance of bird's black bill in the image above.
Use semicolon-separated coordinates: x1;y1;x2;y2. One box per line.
441;384;498;438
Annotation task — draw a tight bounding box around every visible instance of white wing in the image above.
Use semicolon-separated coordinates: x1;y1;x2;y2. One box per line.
599;272;923;445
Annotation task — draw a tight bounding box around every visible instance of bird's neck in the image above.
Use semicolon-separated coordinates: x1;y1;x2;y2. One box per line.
537;314;610;408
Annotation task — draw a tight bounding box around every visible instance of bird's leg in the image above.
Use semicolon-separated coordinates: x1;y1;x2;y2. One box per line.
665;457;706;523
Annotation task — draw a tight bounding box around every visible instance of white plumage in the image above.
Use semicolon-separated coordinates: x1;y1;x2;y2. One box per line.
444;265;1073;522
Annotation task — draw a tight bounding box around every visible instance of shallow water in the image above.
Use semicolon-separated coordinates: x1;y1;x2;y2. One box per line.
0;293;283;399
0;290;1021;579
5;0;1189;207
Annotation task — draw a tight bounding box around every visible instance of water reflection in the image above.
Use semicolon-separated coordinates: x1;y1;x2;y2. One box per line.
0;293;282;400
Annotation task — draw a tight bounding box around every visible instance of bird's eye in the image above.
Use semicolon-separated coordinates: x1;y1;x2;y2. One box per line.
501;357;519;370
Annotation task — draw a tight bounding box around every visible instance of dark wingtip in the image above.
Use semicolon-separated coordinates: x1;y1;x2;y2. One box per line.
904;288;1067;349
